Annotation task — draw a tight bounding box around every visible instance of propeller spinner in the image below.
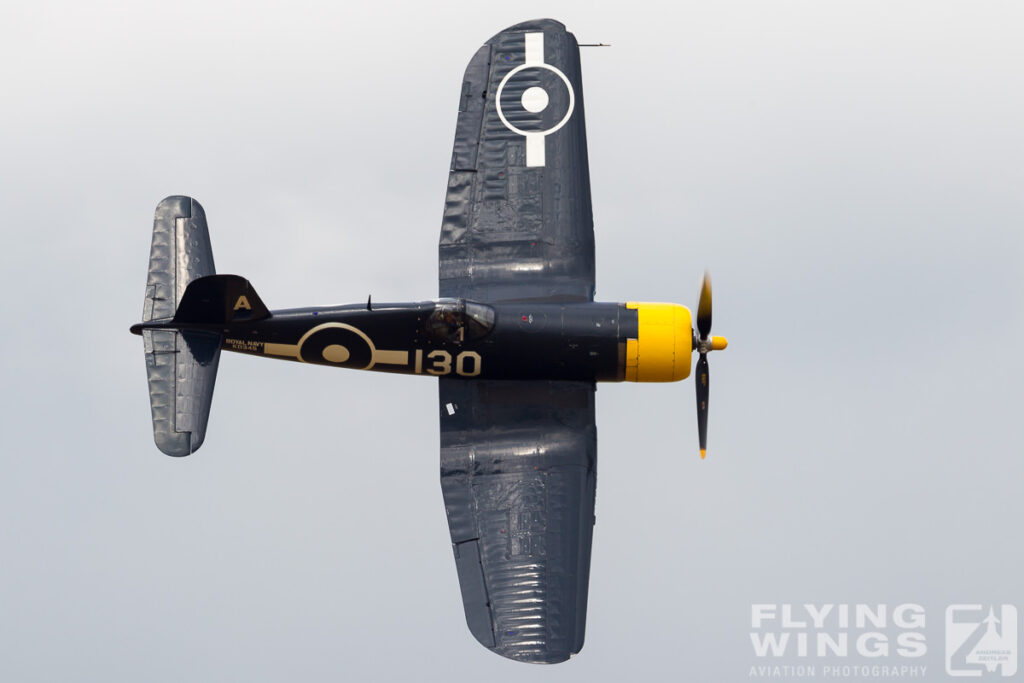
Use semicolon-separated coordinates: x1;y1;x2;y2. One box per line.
694;271;727;459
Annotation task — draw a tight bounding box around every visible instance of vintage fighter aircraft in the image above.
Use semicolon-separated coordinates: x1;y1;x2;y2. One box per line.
130;19;727;663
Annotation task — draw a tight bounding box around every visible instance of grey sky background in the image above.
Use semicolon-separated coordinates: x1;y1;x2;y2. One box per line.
1;1;1021;680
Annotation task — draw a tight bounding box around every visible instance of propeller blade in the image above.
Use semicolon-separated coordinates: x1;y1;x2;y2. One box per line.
696;271;712;339
696;353;709;458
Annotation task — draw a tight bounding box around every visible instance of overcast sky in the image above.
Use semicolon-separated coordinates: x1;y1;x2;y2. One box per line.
1;1;1021;681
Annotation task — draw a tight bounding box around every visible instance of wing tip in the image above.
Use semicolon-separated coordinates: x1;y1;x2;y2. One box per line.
486;18;571;45
489;642;576;665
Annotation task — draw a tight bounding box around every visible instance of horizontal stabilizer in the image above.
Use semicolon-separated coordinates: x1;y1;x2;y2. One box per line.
140;196;221;456
144;196;215;322
144;329;221;456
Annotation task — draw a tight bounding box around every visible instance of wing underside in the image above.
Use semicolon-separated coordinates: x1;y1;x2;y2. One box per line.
439;378;597;663
437;20;601;663
439;19;595;303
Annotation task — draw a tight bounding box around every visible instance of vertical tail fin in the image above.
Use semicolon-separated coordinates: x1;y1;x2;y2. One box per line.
173;274;269;325
141;196;221;456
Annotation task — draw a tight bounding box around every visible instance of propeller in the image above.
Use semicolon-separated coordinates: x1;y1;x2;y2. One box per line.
694;271;727;459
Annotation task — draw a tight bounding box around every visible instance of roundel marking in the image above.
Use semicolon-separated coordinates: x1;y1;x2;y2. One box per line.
495;63;575;138
296;323;375;369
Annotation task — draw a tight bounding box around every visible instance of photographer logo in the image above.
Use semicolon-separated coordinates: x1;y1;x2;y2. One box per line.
945;604;1017;677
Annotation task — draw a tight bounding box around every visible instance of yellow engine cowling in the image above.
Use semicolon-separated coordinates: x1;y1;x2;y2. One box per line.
625;302;693;382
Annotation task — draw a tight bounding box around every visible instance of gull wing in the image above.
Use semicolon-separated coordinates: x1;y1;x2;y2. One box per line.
439;378;597;663
439;19;595;303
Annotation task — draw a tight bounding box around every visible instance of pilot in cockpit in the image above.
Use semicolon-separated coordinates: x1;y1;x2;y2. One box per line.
426;300;495;345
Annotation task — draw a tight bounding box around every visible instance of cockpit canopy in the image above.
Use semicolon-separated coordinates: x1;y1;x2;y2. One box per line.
425;299;496;344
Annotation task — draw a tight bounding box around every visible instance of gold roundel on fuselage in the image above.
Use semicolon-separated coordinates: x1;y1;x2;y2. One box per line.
624;303;693;382
295;322;376;369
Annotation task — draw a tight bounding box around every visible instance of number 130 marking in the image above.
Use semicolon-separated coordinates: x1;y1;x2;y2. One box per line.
414;349;482;377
